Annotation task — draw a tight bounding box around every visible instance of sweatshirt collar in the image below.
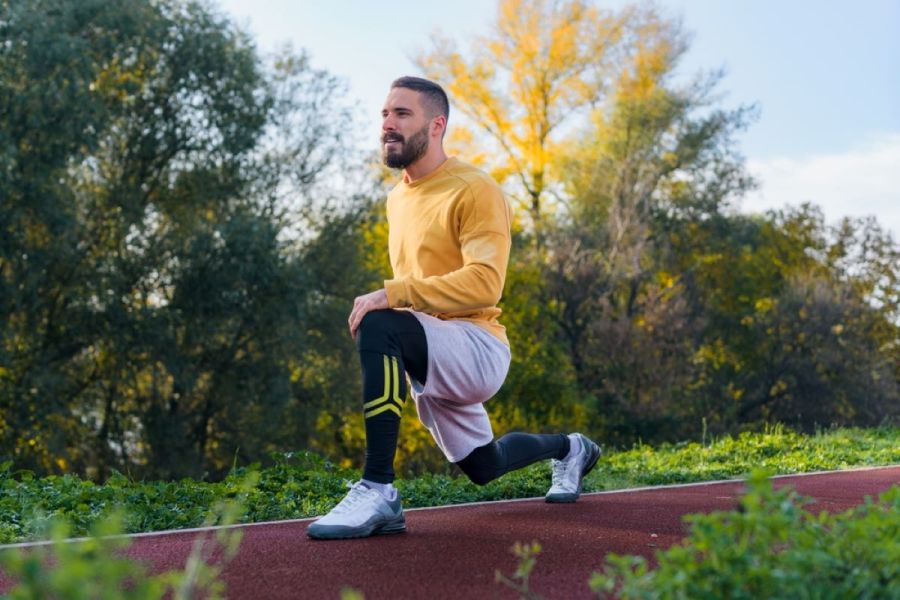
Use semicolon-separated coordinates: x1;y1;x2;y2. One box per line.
402;157;455;187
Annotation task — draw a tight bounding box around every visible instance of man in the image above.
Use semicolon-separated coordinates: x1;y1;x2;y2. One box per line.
307;76;600;540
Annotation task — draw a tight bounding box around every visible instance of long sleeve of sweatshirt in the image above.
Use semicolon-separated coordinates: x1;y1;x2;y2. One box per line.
383;157;511;345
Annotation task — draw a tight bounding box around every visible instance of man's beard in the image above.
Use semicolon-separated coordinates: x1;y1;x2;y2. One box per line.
381;124;429;169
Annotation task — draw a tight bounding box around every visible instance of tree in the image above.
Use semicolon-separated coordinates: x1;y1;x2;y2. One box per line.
415;0;638;230
533;4;755;441
1;0;163;473
416;0;761;443
0;0;371;478
739;272;897;429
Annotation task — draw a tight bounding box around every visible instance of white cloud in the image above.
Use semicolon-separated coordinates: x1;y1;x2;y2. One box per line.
741;133;900;241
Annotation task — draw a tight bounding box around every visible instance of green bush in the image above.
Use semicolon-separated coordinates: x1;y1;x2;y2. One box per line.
590;471;900;599
598;424;900;489
0;427;897;544
0;513;169;599
0;475;255;598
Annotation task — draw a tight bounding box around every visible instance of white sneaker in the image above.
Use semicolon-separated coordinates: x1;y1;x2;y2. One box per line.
545;433;601;503
307;481;406;540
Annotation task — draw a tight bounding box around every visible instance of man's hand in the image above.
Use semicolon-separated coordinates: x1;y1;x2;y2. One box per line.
348;289;390;339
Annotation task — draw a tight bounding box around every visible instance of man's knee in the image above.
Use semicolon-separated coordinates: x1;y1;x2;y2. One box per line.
459;466;494;486
356;310;398;353
455;442;503;486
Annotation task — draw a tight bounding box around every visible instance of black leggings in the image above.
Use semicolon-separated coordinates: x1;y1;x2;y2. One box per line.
455;433;570;486
356;310;427;483
355;309;570;485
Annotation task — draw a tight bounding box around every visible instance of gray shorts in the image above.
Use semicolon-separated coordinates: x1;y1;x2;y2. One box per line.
408;312;511;463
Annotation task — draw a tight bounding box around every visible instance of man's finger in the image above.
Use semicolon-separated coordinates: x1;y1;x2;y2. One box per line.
349;306;364;338
348;298;362;323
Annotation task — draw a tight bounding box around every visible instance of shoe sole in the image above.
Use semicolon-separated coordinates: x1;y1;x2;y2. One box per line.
307;514;406;540
545;436;602;504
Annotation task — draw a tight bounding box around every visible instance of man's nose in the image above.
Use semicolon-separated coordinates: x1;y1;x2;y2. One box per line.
382;114;397;131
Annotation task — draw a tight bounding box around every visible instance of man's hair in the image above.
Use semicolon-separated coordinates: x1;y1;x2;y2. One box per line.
391;76;450;122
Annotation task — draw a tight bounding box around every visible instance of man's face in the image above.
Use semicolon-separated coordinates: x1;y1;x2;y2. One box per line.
381;87;432;169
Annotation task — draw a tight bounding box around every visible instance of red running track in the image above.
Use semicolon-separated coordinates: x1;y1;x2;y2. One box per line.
1;467;897;599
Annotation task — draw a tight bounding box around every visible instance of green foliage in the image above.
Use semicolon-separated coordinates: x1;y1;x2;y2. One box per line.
0;514;168;599
0;428;896;545
492;237;589;437
419;2;900;449
666;206;899;437
596;425;900;489
590;471;900;599
495;541;544;600
553;75;900;446
0;0;373;480
0;473;254;598
340;589;366;600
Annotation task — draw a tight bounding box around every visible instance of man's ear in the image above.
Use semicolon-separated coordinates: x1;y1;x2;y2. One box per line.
431;115;447;138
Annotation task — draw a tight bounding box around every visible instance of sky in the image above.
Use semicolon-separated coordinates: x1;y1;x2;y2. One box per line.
218;0;900;238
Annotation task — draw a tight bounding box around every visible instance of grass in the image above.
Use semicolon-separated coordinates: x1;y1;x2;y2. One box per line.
1;425;897;544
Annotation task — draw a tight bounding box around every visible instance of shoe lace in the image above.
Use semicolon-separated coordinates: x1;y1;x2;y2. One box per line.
551;458;572;482
331;481;376;514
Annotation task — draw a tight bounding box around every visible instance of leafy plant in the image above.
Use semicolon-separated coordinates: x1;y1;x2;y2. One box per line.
0;513;168;599
590;471;900;599
494;471;899;599
0;473;257;598
495;541;545;600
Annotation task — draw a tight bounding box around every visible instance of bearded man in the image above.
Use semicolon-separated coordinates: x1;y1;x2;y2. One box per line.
307;76;600;540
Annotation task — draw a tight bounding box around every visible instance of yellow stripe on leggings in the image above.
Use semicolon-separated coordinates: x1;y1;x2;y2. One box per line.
364;402;402;419
391;356;404;407
363;355;404;418
362;355;391;411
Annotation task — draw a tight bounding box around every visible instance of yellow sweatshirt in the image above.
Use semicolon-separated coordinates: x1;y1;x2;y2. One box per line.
384;157;511;346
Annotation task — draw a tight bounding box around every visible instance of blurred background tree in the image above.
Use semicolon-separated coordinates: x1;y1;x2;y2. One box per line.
1;0;896;481
0;0;378;479
416;0;898;448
